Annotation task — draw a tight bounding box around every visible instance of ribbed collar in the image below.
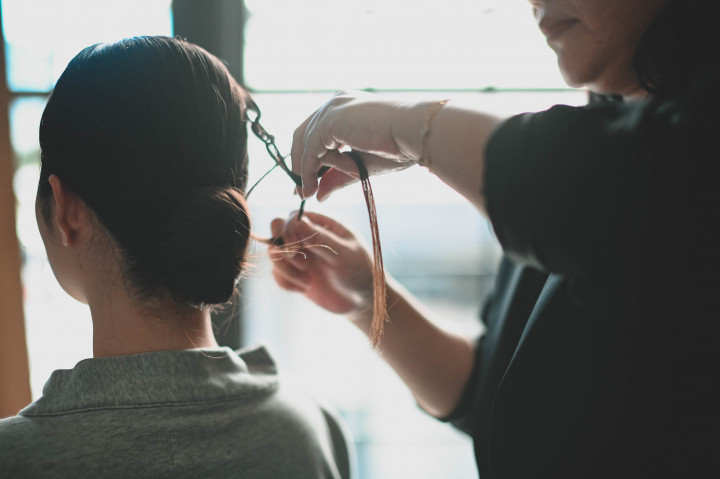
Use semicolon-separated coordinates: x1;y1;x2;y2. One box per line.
21;345;278;417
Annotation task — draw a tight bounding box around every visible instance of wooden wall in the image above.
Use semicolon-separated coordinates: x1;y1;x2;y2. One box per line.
0;7;32;417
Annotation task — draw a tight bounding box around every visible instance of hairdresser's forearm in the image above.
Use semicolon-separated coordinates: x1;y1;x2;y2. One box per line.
350;276;475;418
395;102;504;215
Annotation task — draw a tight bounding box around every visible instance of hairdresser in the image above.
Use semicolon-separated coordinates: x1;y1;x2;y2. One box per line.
272;0;720;477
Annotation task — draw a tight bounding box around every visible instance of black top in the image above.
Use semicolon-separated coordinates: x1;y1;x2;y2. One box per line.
449;62;720;478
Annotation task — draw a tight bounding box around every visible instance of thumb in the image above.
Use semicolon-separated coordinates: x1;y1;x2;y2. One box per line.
270;218;286;239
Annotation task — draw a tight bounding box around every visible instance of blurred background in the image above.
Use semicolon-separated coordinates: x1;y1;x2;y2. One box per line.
1;1;586;477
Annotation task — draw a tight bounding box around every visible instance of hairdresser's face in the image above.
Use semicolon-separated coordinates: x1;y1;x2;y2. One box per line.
529;0;670;96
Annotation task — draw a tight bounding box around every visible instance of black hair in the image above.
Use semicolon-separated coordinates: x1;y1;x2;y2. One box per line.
633;0;720;99
38;36;252;308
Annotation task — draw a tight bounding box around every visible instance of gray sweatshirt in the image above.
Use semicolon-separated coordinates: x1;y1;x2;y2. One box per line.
0;345;353;478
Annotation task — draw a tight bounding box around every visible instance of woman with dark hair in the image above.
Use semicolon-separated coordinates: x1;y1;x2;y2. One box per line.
272;0;720;477
0;36;352;478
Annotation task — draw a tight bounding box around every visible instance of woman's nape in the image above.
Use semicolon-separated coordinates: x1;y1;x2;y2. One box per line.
36;36;253;357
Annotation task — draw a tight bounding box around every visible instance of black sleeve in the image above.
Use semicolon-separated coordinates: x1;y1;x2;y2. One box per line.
483;100;653;281
484;61;720;283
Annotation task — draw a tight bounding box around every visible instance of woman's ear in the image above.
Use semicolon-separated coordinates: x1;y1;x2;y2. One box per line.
48;175;89;247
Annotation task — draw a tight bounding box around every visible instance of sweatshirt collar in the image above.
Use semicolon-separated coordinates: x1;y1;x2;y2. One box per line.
21;346;278;416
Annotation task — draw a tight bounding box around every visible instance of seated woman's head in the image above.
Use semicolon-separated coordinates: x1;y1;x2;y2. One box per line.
37;36;252;312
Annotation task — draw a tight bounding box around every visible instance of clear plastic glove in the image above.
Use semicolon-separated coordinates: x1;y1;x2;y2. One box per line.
291;90;428;201
268;211;375;327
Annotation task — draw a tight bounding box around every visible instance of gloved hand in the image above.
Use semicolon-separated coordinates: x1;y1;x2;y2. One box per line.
291;90;438;201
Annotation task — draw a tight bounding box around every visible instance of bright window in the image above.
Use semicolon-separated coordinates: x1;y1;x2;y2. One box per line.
2;0;172;91
244;0;566;91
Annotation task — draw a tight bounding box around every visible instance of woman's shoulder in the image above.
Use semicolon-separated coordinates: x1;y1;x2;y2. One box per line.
0;346;354;478
0;413;47;476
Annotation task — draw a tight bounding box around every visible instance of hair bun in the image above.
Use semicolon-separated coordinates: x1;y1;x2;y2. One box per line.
156;186;250;307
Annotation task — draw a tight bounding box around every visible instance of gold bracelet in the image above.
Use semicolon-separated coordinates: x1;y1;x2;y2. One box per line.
418;99;449;171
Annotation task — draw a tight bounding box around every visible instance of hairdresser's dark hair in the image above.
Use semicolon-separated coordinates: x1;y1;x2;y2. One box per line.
38;36;252;308
633;0;720;99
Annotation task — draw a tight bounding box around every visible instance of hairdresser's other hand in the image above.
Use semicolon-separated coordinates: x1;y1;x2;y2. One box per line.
268;211;375;327
292;90;432;201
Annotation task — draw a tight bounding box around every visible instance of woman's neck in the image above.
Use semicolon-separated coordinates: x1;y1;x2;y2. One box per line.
88;287;219;358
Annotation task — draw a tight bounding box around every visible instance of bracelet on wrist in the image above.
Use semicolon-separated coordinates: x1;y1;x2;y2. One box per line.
418;99;449;171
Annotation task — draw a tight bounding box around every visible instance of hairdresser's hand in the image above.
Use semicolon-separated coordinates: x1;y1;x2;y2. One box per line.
292;91;433;201
268;211;375;327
